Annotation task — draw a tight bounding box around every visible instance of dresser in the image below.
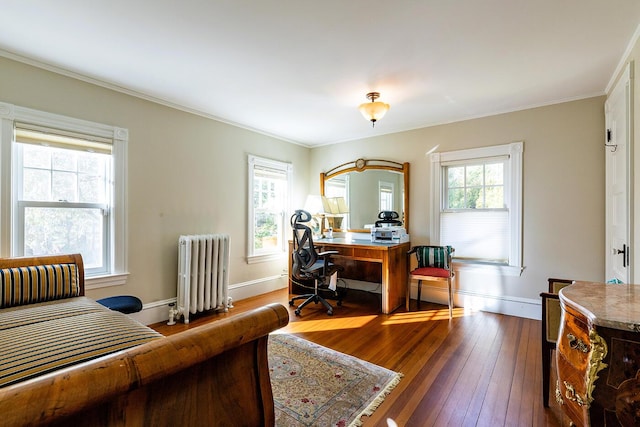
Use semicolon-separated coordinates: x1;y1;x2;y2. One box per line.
557;282;640;426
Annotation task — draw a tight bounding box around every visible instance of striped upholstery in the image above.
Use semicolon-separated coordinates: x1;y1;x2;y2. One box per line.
0;264;79;308
416;245;453;269
0;297;163;387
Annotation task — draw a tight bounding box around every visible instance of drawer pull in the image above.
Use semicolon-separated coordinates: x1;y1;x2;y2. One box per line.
563;381;585;406
567;333;590;353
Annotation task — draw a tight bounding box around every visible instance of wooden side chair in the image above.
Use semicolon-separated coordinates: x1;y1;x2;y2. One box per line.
540;277;574;407
407;245;455;318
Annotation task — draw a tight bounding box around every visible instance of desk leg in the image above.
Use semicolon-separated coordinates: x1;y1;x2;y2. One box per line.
381;245;408;314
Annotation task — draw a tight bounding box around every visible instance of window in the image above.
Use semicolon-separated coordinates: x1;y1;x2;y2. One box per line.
430;142;523;275
247;155;291;263
379;181;394;211
0;102;128;288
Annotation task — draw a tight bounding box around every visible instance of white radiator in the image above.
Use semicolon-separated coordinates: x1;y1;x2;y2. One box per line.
177;234;230;323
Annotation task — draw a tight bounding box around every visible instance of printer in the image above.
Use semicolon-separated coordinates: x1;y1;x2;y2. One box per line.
370;226;409;243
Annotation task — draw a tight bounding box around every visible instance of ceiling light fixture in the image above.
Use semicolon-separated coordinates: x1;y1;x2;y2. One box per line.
358;92;390;127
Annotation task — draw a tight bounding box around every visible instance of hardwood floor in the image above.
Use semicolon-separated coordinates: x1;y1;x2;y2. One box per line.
151;288;565;426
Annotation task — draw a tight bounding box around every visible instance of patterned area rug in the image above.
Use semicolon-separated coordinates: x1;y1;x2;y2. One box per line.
268;333;402;427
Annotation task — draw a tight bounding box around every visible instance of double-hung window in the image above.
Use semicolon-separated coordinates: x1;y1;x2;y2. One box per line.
430;142;523;275
247;155;291;263
0;102;128;288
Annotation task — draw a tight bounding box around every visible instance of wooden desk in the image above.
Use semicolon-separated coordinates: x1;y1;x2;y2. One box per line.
288;238;410;314
557;282;640;426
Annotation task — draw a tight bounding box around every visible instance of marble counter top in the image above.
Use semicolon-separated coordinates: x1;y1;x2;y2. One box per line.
559;281;640;332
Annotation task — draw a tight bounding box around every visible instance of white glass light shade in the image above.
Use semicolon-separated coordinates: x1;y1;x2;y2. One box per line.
359;101;390;122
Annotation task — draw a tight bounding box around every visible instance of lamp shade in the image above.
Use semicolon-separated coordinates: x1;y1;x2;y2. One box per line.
304;195;331;215
326;197;349;214
358;101;390;122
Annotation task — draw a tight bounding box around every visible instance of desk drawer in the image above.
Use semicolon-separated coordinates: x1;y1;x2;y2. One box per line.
352;248;382;261
319;245;383;261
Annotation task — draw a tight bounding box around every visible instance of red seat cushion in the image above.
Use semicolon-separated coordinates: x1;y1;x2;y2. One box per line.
410;267;450;278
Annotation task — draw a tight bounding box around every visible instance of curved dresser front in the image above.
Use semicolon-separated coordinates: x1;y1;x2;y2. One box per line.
557;282;640;426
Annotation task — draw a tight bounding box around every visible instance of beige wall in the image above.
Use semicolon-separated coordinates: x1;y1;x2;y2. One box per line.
0;54;608;315
0;56;309;304
310;97;606;304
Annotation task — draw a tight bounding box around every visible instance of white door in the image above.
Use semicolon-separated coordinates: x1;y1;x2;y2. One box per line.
605;63;632;283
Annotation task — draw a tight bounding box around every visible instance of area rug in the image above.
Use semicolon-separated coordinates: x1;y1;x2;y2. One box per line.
268;333;402;427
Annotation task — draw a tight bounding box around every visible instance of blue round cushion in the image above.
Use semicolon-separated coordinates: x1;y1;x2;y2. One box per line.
96;295;143;314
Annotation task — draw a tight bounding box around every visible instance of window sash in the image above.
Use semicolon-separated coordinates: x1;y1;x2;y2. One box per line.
17;201;109;274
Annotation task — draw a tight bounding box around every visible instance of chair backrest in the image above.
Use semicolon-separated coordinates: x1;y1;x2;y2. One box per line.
290;210;318;280
411;245;454;270
374;210;403;227
543;278;575;343
548;278;574;294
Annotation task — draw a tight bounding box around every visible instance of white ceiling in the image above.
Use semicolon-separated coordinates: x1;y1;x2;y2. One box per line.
1;1;639;146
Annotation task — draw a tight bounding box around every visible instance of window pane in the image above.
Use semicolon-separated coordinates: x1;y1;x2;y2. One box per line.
447;166;464;188
485;163;503;185
23;169;51;200
23;145;51;169
254;211;279;251
485;186;504;208
448;188;465;209
52;171;77;202
52;150;77;172
466;187;481;208
24;207;104;269
466;165;483;186
79;174;106;203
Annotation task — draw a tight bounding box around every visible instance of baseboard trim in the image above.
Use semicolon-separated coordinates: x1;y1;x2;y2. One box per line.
410;283;541;320
130;275;288;325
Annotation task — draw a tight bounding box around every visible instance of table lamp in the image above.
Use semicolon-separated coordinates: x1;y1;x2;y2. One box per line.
326;197;349;230
303;195;331;238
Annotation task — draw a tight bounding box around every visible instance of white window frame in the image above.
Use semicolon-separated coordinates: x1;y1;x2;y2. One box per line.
430;141;523;276
0;101;129;289
247;154;292;264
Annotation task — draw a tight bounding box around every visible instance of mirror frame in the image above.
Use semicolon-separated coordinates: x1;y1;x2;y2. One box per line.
320;158;410;232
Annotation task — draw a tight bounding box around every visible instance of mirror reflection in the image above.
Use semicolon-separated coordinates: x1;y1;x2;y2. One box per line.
321;159;410;232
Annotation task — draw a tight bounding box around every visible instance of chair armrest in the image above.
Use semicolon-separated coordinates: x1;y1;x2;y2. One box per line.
317;250;339;257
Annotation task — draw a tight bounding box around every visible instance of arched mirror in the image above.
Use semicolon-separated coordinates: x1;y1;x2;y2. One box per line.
320;158;410;232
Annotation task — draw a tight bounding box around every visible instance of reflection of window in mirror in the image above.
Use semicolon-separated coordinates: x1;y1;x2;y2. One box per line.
379;181;394;211
325;175;350;229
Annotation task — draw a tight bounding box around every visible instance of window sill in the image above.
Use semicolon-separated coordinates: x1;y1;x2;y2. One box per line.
452;261;524;277
86;272;129;290
246;252;286;264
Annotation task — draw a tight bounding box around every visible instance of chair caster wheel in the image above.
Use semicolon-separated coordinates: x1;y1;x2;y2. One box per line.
289;301;294;307
295;309;301;316
337;301;342;306
327;310;333;316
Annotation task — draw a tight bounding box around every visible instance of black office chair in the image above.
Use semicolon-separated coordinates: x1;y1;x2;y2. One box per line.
289;210;343;316
374;211;403;227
